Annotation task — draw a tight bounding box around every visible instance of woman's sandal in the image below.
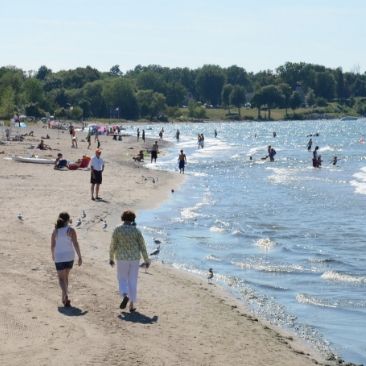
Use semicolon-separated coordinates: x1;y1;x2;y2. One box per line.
129;307;136;313
120;296;129;309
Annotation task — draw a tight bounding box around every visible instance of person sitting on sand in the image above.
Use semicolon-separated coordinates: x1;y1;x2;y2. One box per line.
133;150;144;162
37;139;52;150
54;153;68;169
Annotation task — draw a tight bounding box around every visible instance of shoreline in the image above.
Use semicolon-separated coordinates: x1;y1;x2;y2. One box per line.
0;125;352;366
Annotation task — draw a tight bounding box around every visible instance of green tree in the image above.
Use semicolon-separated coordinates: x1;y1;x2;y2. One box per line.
103;79;139;119
0;86;16;118
230;85;246;116
314;72;336;100
165;82;186;106
278;83;292;116
36;65;52;80
252;85;284;120
226;65;251;89
188;101;207;119
110;65;122;76
221;84;233;112
289;91;302;112
195;65;225;106
306;88;316;107
23;78;44;105
137;90;166;120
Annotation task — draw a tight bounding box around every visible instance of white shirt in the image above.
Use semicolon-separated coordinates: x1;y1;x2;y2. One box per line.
91;155;104;171
54;226;75;263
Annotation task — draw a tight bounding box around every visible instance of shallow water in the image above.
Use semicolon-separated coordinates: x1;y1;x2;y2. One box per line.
128;120;366;364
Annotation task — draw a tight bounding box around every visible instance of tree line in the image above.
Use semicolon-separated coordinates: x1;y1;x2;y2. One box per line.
1;62;366;121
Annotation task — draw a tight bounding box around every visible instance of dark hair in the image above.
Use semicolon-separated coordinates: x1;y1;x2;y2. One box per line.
121;210;136;222
55;212;70;229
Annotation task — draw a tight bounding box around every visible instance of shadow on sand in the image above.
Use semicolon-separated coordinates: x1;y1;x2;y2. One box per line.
118;311;158;324
58;306;88;317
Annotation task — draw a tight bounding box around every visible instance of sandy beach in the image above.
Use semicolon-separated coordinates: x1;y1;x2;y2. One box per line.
0;124;341;366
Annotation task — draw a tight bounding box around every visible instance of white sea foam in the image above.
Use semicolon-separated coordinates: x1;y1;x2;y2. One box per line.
319;145;334;152
232;261;308;273
321;271;366;284
210;226;225;233
296;293;337;308
205;254;222;262
350;166;366;195
255;238;276;250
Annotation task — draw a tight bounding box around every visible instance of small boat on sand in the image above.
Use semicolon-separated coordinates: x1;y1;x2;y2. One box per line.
13;156;54;164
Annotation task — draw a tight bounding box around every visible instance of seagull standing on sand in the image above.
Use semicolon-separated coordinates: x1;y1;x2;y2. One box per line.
82;210;86;218
207;268;214;283
102;220;108;230
150;245;160;257
76;218;82;227
17;213;23;221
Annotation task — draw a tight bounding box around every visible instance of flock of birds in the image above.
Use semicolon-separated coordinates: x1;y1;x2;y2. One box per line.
17;212;214;283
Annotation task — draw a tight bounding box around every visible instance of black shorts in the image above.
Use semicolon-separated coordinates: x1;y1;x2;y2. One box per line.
55;260;74;271
151;151;157;159
91;170;102;184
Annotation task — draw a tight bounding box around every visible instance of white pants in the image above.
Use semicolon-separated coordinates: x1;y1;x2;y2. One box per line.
116;260;140;303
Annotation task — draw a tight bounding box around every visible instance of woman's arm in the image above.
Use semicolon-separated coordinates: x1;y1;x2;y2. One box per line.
69;228;82;266
109;230;117;266
138;231;150;264
51;230;56;261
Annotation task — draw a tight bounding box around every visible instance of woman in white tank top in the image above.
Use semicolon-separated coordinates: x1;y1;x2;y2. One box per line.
51;212;82;307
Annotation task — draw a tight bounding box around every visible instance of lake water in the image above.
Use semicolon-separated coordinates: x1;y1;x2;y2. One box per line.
127;120;366;364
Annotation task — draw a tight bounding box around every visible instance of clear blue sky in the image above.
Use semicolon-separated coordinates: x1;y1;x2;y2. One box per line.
1;0;365;73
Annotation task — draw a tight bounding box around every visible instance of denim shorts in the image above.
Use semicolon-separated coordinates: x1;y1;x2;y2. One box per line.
55;260;74;271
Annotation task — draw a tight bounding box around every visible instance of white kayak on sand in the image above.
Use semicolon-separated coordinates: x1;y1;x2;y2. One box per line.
13;155;54;164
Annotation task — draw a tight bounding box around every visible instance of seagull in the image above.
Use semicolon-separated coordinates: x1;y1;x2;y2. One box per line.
150;245;160;257
17;213;23;221
82;210;86;218
76;218;82;227
102;220;108;230
207;268;214;283
153;239;161;244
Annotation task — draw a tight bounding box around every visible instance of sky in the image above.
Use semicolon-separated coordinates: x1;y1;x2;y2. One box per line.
1;0;365;74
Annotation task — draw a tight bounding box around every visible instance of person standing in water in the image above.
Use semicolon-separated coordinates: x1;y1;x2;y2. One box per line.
312;146;319;167
175;129;180;141
142;129;145;143
137;128;140;141
269;146;277;162
214;129;218;138
151;141;159;163
307;138;313;151
51;212;82;307
178;149;187;173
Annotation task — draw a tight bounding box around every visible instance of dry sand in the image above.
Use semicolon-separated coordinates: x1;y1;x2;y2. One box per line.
0;124;338;366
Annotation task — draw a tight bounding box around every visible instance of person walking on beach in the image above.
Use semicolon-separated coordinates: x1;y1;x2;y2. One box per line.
142;129;145;143
91;149;104;200
151;141;159;163
109;210;150;312
51;212;82;307
178;149;187;173
86;130;91;149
